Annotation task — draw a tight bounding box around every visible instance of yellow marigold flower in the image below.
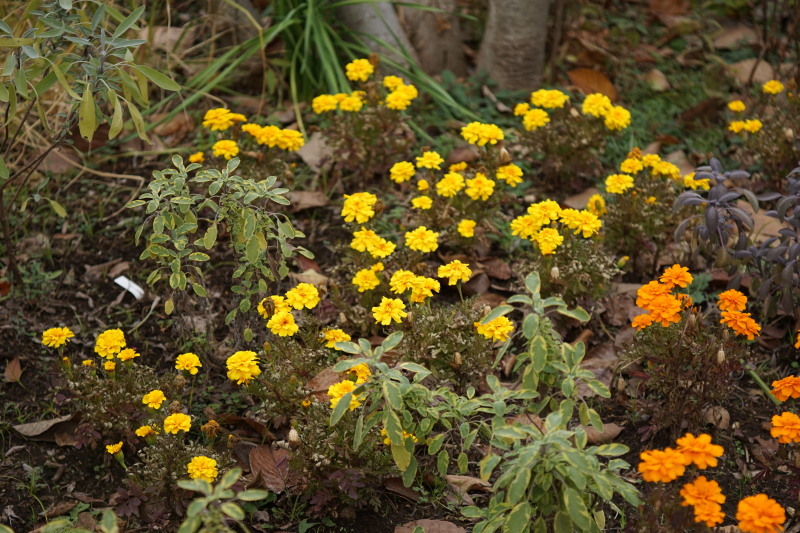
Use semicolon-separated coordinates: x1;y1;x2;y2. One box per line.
81;359;94;367
372;297;407;325
174;352;201;375
202;108;246;131
369;238;396;259
409;276;440;303
106;442;123;454
163;413;191;434
530;89;569;109
771;412;800;443
390;270;418;294
587;194;607;217
267;311;299;337
350;363;371;384
312;94;339;113
226;350;261;384
680;475;726;507
581;93;612;117
771;375;800;402
275;129;305;151
605;173;635;194
390;161;416;183
510;214;543;240
720;310;761;340
416;151;444;170
718;289;747;312
95;329;126;359
352;268;381;292
42;327;74;348
244;124;280;146
383;75;404;90
449;162;467;172
513;102;530;116
522;108;550;131
604;105;631;130
301;399;312;407
762;80;784;95
411;196;433;210
474;316;514;342
438;260;472;285
652;160;682;180
345;58;374;82
285;283;320;310
660;264;693;289
350;227;381;252
645;196;657;205
339;94;364;112
496;164;523;187
638;447;686;482
636;281;671;310
631;313;654;330
117;348;139;362
212;140;239;160
533;228;563;255
187;456;218;483
188;152;205;164
728;100;746;112
460;122;505;146
458;219;476;238
683;172;711;191
647;294;682;327
341;192;378;223
327;380;362;410
528;200;561;223
676;433;724;469
385;84;418;110
561;209;602;238
417;179;429;191
692;501;726;528
104;361;116;371
323;329;351;349
405;226;439;253
620;158;644;174
736;494;785;533
729;120;746;133
135;425;157;438
641;153;661;167
142;390;166;409
380;428;418;445
743;119;762;133
436;172;465;197
465;172;495;201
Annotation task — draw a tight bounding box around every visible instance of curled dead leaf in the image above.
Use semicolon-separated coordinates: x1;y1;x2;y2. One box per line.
566;68;617;101
583;423;624;444
703;406;730;430
286;191;328;212
249;445;289;493
5;357;22;383
385;477;420;501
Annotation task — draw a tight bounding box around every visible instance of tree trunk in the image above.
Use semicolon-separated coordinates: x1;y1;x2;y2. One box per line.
337;3;420;67
399;0;467;76
477;0;552;91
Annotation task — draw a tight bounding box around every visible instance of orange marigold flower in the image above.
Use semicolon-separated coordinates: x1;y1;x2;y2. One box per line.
718;289;748;312
680;476;725;507
638;447;687;482
660;264;693;289
631;314;654;331
692;501;726;528
647;294;682;327
676;293;693;309
770;412;800;443
635;281;672;310
771;375;800;401
795;330;800;349
676;433;724;469
720;310;761;340
736;494;785;533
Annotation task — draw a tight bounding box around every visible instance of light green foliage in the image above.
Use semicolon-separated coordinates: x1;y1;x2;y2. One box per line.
36;509;120;533
128;155;312;322
177;468;269;533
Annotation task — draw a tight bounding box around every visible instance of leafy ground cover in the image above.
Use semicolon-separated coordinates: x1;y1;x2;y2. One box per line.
1;1;800;532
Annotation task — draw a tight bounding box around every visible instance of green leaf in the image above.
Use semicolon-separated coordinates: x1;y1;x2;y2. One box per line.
112;5;145;39
382;381;403;411
384;410;404;446
392;442;412;471
525;272;541;295
42;520;72;533
401;456;417;487
237;489;269;501
245;235;259;263
78;84;97;140
48;199;66;217
427;433;446;455
125;99;148;141
177;515;202;533
506;468;531;505
329;392;352;426
594;443;629;456
333;341;361;355
187;252;210;262
353;412;365;451
108;90;124;139
480;305;513;325
217;468;241;489
133;65;180;91
522;313;539;339
556;306;591;322
220;502;245;521
191;283;207;297
564;488;592;530
203;224;218;249
100;509;119;533
503;502;531;533
437;449;449;477
49;61;80;100
553;509;572;533
164;298;174;315
382;330;403;351
479;453;501;481
457;451;468;473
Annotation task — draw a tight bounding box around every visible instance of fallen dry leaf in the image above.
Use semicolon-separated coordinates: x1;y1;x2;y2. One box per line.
735;200;783;244
729;58;775;85
584;423;624;444
664;150;694;176
645;68;670;91
385;477;420;501
703;406;730;430
567;68;617;101
577;343;618;398
649;0;690;18
13;414;78;444
463;272;489;296
506;413;545;434
5;357;22;383
287;191;328;212
140;25;196;56
395;519;467;533
289;268;329;286
249;446;289;493
296;132;332;173
446;145;480;165
0;281;10;296
478;257;511;281
713;25;758;49
41;500;78;518
563;187;600;210
306;367;344;393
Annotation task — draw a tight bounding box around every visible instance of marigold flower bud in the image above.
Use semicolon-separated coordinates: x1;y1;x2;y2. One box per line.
550;266;560;280
288;428;300;445
173;375;188;390
716;349;725;364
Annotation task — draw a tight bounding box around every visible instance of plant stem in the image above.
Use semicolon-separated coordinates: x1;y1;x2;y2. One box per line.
746;364;780;406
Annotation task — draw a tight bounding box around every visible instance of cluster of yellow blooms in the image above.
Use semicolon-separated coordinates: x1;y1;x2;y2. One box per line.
514;90;631;132
256;283;321;337
725;80;783;135
242;123;305;151
312;59;419;113
460;122;504;147
638;433;784;531
326;363;372;411
604;150;703;196
510;199;601;255
187;455;218;483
